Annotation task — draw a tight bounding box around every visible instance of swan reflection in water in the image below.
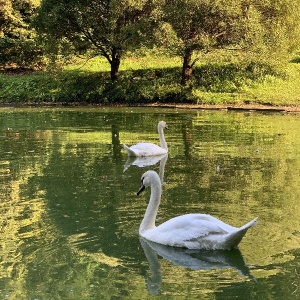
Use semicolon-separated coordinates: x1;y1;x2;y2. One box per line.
124;154;168;182
140;237;255;295
124;153;167;171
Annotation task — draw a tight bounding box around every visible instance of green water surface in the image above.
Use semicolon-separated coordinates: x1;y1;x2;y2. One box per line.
0;107;299;299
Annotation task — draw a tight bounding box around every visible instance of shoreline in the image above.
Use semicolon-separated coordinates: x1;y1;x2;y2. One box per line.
138;103;300;112
1;101;300;112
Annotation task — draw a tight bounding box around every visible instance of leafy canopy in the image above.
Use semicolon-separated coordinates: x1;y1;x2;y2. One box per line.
159;0;300;57
34;0;160;62
0;0;42;69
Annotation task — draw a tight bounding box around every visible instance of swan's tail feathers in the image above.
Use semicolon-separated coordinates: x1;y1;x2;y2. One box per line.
123;144;136;156
239;217;258;231
225;217;258;249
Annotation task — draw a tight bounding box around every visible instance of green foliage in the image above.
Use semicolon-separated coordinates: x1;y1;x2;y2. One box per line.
160;0;300;56
0;37;43;69
290;54;300;64
34;0;161;80
192;60;282;93
2;0;300;85
161;0;245;54
2;53;299;106
0;0;43;69
290;57;300;64
158;0;300;84
254;0;300;54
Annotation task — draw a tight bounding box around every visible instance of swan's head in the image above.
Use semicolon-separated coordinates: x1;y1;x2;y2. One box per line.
158;121;168;130
137;170;160;195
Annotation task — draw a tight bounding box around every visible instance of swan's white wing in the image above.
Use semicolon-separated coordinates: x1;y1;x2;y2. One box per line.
127;142;167;156
142;214;239;248
158;214;237;234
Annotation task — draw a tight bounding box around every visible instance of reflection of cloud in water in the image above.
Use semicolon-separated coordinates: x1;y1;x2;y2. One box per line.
140;237;255;295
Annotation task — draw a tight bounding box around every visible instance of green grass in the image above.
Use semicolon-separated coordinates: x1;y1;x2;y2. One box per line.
243;64;300;105
65;53;182;72
1;54;300;106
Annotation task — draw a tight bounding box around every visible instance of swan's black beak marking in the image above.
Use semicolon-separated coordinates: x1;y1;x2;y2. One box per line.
137;177;145;195
137;185;145;195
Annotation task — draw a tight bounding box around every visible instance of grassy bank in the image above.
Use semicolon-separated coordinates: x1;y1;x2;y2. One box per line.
1;55;300;106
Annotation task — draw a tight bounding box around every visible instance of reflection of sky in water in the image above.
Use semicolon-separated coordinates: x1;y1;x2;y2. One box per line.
0;108;299;299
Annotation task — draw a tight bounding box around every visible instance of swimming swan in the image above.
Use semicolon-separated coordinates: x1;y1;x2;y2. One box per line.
123;121;168;156
137;170;258;250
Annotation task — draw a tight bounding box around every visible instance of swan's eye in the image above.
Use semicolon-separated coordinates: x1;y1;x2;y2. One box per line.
141;177;144;184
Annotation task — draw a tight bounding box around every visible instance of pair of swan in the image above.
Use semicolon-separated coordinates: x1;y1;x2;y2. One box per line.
124;121;258;250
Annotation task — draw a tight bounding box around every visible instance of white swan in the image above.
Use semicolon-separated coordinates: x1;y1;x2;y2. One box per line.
123;121;168;156
137;170;258;250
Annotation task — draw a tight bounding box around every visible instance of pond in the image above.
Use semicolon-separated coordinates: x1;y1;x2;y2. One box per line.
0;107;299;299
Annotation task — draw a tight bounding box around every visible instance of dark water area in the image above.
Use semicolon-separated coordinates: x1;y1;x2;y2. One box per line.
0;107;299;299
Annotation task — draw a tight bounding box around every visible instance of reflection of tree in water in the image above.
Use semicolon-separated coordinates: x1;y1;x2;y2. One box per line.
0;124;58;299
181;121;194;160
39;136;127;255
1;109;300;299
0;113;141;299
111;123;122;160
215;248;300;300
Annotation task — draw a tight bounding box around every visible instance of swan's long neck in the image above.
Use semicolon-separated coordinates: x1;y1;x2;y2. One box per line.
139;179;162;234
158;125;167;150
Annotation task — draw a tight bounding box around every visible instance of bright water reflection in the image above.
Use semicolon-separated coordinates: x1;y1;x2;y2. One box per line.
0;107;299;299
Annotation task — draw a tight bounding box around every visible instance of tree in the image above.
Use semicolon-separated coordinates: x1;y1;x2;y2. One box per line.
251;0;300;54
34;0;159;81
0;0;42;70
160;0;300;85
158;0;243;85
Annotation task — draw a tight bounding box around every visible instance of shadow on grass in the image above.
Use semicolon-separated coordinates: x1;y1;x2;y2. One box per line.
0;61;281;104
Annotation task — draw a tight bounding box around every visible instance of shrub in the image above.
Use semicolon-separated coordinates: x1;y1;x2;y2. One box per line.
0;37;44;70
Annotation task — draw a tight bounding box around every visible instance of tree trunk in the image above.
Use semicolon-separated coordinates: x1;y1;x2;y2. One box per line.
110;47;121;82
181;48;193;86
